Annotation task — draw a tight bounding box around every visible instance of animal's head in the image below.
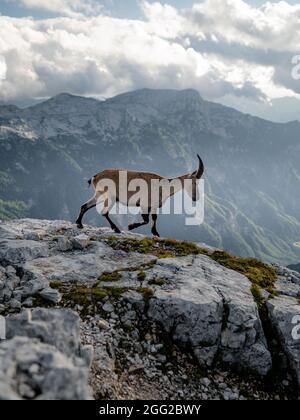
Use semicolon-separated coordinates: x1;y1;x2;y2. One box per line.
185;155;204;202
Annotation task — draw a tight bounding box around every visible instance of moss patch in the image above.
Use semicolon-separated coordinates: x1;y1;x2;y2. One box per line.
64;286;108;306
98;271;121;283
251;284;264;309
105;237;207;259
138;287;154;300
208;250;277;309
102;286;128;297
266;287;280;299
210;250;277;289
137;271;146;282
149;277;166;286
49;280;64;290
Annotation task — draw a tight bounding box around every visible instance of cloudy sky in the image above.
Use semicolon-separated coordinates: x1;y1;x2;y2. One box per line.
0;0;300;122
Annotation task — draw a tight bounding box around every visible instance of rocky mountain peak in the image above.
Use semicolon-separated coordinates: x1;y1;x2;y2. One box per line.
26;92;100;116
108;88;203;109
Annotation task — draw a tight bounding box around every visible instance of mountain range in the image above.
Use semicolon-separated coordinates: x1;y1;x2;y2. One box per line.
1;88;300;265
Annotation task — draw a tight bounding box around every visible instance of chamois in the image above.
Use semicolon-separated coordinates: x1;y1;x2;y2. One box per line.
76;155;204;237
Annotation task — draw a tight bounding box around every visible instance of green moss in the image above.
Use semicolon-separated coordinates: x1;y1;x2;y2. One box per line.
266;287;280;299
64;287;90;306
149;277;166;286
162;238;207;257
210;250;277;289
98;271;121;283
97;264;156;285
137;271;146;282
138;287;154;300
103;286;128;297
64;286;107;306
105;236;208;259
49;280;64;290
91;288;108;300
251;284;264;309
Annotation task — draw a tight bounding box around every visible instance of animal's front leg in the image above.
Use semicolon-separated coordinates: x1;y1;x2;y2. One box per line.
103;212;121;234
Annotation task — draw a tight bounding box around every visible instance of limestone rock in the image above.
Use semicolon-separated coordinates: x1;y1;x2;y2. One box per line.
267;296;300;386
147;256;271;375
0;240;49;266
0;218;300;394
72;234;90;250
0;308;92;400
6;308;89;361
38;287;62;304
0;337;91;400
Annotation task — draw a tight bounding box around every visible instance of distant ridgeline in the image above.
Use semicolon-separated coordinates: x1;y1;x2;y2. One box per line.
1;88;300;265
288;263;300;274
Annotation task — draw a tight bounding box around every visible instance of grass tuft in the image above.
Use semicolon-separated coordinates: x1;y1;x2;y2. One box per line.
105;237;207;259
210;250;277;289
149;277;166;286
64;287;108;306
251;284;264;309
49;280;64;290
137;271;147;282
138;287;154;300
98;271;121;283
102;286;128;297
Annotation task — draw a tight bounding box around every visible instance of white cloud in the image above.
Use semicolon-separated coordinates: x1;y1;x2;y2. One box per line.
0;0;299;116
185;0;300;51
0;55;7;81
8;0;104;17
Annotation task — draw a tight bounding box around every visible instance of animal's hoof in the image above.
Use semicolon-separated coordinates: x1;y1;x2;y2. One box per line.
152;231;160;238
128;225;135;231
76;223;83;229
114;228;121;234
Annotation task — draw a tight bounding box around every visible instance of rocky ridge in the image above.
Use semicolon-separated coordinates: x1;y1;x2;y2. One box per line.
0;219;300;400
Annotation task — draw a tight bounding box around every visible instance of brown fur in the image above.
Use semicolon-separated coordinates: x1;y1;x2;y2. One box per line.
76;156;204;236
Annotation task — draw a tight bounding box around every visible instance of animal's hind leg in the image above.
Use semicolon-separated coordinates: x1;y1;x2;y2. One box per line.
128;212;150;232
151;213;160;237
76;197;97;229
